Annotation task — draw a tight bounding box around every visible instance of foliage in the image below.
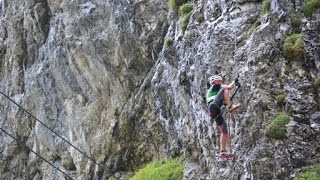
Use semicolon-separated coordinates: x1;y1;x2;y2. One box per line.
262;0;271;14
283;33;304;61
314;76;320;88
108;176;117;180
180;3;193;16
291;12;301;33
168;1;193;33
275;94;286;106
181;13;191;33
168;0;188;11
179;3;193;33
266;112;290;139
165;37;174;47
262;99;271;111
130;158;184;180
301;0;320;18
294;164;320;180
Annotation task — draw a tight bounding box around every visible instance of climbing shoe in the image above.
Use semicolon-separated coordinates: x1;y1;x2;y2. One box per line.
228;103;240;112
219;152;234;161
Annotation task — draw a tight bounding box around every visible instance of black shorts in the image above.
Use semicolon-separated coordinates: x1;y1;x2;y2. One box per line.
208;102;228;134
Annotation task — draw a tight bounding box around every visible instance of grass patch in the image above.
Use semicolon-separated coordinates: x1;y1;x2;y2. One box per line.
168;1;193;33
301;0;320;18
275;94;286;106
180;3;193;16
179;3;193;33
164;37;173;47
168;0;188;12
262;0;271;14
291;12;301;33
130;158;184;180
283;33;304;61
262;99;271;111
181;13;191;33
314;76;320;88
266;112;290;139
294;164;320;180
108;176;117;180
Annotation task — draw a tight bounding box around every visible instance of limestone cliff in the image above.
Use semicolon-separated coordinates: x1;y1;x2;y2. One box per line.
0;0;319;179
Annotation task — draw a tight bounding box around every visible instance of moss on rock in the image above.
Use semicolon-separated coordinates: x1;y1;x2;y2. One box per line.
130;158;184;180
266;112;290;139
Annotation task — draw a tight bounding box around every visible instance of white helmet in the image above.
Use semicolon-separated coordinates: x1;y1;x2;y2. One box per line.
209;75;222;85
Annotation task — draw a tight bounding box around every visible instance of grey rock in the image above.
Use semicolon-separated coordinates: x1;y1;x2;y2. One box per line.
311;111;320;123
0;0;319;179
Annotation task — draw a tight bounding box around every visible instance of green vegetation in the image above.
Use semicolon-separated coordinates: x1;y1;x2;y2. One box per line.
314;76;320;88
283;33;304;61
262;0;271;14
271;90;285;101
130;158;184;180
291;12;301;33
180;3;193;33
165;37;173;47
108;176;117;180
180;3;193;16
294;164;320;180
275;94;286;106
168;0;188;11
181;13;191;33
266;112;290;139
262;99;271;111
301;0;320;18
167;1;194;33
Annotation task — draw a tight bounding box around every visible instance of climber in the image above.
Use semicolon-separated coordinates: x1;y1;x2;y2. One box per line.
206;75;240;160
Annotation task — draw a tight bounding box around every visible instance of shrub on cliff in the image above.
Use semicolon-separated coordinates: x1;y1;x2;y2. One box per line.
266;112;290;139
283;33;304;61
180;3;193;16
314;77;320;88
180;3;193;33
291;12;301;33
181;13;191;33
294;164;320;180
262;0;271;14
165;37;173;47
301;0;320;18
275;93;286;107
168;0;188;11
130;158;184;180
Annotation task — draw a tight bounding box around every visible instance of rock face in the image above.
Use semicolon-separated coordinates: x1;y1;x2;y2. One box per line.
0;0;319;179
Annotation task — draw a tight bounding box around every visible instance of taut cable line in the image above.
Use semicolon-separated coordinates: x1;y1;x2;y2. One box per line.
0;126;74;180
0;91;102;168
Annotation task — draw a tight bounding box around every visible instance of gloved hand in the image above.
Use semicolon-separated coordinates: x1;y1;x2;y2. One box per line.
235;77;239;84
235;77;241;87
